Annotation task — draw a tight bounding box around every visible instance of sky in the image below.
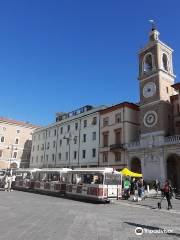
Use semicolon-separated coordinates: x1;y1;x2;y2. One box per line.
0;0;180;126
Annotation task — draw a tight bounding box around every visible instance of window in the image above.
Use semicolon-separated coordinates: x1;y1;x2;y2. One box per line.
144;53;153;73
83;134;86;143
84;120;87;128
103;152;108;162
54;129;57;136
166;87;169;93
1;136;4;143
66;152;68;161
67;138;69;145
115;130;121;144
60;139;62;146
82;150;86;159
15;138;19;144
92;117;97;125
103;117;109;127
162;53;168;71
47;142;50;149
37;145;39;151
0;150;3;158
13;152;17;159
53;141;56;148
92;149;96;158
103;132;109;147
48;131;51;137
74;136;77;144
41;144;44;150
115;152;121;162
75;122;78;130
92;132;96;141
115;113;121;124
32;146;35;152
67;125;70;132
43;132;46;139
74;151;77;159
60;127;63;134
17;129;20;134
46;155;48;162
58;153;61;161
52;154;55;162
41;156;43;162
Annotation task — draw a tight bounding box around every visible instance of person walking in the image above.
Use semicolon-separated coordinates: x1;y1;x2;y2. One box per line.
123;178;131;200
163;180;173;210
137;178;144;201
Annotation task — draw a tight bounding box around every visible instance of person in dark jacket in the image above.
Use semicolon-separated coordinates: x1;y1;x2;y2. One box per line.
163;180;173;210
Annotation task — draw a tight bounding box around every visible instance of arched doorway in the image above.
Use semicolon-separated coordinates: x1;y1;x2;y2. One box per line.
130;157;141;173
167;154;180;191
10;162;18;169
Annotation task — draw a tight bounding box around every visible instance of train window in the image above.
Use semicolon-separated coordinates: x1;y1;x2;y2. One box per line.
83;174;93;184
104;173;121;185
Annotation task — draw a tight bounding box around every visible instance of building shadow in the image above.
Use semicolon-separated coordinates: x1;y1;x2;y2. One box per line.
20;140;32;168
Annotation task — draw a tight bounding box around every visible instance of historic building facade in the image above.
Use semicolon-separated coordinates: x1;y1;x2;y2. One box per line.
99;102;139;170
30;105;106;168
0;117;39;169
126;26;180;190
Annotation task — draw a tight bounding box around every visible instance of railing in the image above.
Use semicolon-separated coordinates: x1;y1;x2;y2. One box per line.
110;143;124;151
164;135;180;145
126;135;180;150
126;141;141;149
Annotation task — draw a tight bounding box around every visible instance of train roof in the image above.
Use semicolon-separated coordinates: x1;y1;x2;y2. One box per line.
71;167;120;174
36;168;72;172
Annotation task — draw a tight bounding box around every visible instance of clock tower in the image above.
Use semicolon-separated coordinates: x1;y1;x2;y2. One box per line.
138;26;176;143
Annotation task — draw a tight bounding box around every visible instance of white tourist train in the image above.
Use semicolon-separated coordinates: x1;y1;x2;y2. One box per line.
13;168;40;190
12;167;122;202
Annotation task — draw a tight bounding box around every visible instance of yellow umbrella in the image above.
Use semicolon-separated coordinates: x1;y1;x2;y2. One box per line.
120;168;142;177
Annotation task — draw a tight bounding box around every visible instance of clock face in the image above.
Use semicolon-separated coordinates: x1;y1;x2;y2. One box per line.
143;82;156;98
143;111;158;128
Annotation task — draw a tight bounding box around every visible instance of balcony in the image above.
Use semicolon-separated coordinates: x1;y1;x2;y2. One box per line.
110;143;124;151
164;135;180;145
126;135;180;150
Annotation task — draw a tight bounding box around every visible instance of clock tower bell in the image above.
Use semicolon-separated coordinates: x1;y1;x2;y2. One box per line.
138;26;176;143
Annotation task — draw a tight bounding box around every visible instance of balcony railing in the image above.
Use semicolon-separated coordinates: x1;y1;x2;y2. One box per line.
110;143;124;151
126;135;180;150
164;135;180;145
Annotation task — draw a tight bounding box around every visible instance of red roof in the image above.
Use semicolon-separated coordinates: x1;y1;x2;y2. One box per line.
0;117;40;129
100;102;139;115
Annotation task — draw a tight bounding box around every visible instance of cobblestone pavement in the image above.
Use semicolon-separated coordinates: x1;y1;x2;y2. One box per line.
0;191;180;240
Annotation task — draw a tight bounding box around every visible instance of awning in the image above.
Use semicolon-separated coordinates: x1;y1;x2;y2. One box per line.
120;168;142;177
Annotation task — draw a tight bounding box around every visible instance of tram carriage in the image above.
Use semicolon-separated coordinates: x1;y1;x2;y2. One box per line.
13;169;39;190
65;168;122;202
33;168;71;194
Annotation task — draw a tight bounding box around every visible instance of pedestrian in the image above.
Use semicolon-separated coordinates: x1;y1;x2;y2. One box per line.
123;178;131;199
11;174;16;190
154;179;160;195
163;180;173;210
130;178;136;195
137;178;144;201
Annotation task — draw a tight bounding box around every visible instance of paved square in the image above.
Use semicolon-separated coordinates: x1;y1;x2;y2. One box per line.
0;191;180;240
